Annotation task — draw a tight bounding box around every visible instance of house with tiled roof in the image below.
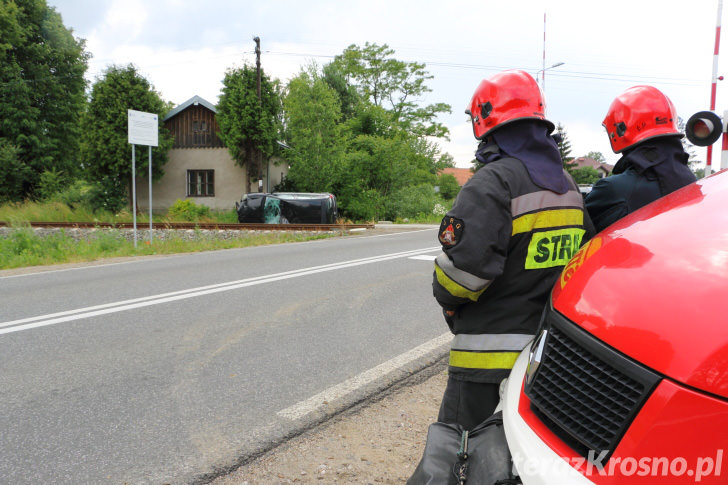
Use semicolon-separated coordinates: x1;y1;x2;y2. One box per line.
440;167;474;186
133;95;288;212
571;157;614;178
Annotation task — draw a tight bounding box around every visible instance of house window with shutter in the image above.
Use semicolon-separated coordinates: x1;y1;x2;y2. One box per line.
187;170;214;197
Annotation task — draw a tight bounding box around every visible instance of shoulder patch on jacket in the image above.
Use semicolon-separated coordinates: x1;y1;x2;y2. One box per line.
439;217;464;247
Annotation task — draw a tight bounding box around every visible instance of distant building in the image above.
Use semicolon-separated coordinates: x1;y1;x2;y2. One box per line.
134;95;287;212
571;157;614;178
439;167;474;186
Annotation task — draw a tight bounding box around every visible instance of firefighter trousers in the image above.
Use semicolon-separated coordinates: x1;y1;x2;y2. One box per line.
437;376;500;431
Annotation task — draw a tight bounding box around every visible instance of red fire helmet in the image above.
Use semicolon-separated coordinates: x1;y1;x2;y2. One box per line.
603;85;682;153
466;69;553;140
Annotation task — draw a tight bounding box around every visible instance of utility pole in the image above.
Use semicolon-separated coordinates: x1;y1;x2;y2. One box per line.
254;36;261;99
254;36;263;192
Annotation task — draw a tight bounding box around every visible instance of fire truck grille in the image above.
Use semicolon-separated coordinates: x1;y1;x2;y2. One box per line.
525;308;661;461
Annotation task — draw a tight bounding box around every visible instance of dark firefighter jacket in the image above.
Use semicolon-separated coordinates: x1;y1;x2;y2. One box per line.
585;137;696;233
433;157;592;384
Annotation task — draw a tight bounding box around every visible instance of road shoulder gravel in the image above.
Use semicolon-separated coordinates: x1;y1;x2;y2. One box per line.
211;361;448;484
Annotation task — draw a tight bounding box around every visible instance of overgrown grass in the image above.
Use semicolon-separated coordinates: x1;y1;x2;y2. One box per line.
0;224;333;270
391;200;453;224
0;201;101;224
0;200;239;225
0;199;328;270
0;196;443;271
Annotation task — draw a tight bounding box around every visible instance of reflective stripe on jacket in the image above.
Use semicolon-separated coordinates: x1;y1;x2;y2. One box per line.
433;157;592;383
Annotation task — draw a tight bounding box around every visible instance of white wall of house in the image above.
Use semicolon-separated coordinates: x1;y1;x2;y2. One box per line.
252;156;289;194
134;148;288;212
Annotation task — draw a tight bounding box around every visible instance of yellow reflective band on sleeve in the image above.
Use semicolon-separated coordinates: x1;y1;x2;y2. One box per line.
435;265;487;302
449;350;520;370
512;208;584;235
525;228;586;269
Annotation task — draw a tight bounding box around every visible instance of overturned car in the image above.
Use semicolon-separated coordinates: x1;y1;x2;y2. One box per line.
235;192;338;224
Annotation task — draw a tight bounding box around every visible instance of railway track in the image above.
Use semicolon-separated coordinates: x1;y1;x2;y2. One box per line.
0;221;375;232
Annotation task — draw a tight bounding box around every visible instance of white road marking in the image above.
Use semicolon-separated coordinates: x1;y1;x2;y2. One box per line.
277;332;452;421
0;246;440;336
354;227;436;239
409;254;437;261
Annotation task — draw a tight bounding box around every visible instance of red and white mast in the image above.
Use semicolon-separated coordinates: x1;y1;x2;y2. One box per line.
708;0;723;174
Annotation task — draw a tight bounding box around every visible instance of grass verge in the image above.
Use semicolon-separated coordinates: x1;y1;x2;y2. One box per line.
0;200;240;225
0;225;335;271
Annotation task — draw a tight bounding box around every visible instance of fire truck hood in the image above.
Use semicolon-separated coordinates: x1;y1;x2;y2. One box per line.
553;171;728;399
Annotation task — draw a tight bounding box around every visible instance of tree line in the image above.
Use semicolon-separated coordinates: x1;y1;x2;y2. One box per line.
2;0;609;222
1;0;175;213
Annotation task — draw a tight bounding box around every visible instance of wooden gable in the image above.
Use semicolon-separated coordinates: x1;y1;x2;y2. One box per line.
164;97;224;149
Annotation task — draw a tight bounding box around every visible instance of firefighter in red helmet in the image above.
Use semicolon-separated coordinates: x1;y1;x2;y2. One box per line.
586;86;696;233
432;70;594;430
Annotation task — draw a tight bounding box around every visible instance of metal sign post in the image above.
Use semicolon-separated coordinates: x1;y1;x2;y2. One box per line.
131;145;137;247
149;146;153;243
128;110;159;247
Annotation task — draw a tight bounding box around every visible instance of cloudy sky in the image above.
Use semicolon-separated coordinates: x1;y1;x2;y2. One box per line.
50;0;727;169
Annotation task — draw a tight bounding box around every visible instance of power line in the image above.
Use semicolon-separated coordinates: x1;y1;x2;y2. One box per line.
3;46;709;91
262;49;707;87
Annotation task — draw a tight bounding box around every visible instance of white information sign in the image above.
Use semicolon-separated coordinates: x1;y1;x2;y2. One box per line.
128;109;158;147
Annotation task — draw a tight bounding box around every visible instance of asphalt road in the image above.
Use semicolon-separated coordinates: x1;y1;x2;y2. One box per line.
0;226;449;484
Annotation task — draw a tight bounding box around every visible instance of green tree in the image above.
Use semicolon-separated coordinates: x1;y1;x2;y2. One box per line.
279;44;453;220
338;133;440;220
0;0;89;200
322;61;361;122
437;173;461;199
384;183;440;221
0;140;31;203
570;166;601;185
217;64;282;185
331;42;451;138
587;151;605;163
283;65;345;192
555;123;577;171
36;167;66;200
346;103;395;138
80;64;173;212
